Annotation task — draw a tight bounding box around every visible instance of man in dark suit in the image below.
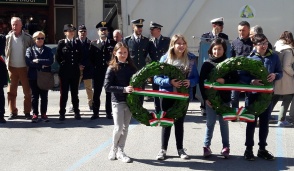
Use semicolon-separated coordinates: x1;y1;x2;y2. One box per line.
201;17;229;41
55;24;83;121
124;19;149;70
148;21;170;112
75;24;94;111
90;21;116;120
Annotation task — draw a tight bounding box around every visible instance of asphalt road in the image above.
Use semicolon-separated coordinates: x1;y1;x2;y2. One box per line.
0;87;294;171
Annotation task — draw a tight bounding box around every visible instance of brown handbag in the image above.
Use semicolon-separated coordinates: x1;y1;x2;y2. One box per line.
37;70;54;90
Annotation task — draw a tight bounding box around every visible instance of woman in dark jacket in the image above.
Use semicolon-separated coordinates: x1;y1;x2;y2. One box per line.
0;56;8;123
25;31;53;123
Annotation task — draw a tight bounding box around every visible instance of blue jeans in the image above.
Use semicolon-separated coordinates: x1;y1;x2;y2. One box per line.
204;104;229;148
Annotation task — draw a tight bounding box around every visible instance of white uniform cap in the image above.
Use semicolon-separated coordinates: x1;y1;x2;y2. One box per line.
210;17;224;24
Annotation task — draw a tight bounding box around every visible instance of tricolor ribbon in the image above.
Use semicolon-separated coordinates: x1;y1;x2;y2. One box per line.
149;111;174;127
204;82;273;93
132;88;189;100
223;107;255;122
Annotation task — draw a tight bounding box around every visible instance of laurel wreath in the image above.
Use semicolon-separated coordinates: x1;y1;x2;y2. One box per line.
127;62;189;126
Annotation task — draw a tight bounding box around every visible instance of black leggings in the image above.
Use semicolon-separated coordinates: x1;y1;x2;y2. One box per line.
161;98;187;150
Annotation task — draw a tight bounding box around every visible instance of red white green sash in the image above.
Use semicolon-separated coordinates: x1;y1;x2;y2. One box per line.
204;82;273;93
149;111;174;127
223;107;255;122
132;88;189;100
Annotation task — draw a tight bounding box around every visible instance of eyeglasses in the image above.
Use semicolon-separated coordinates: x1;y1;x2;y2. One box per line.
36;37;45;40
79;30;86;33
257;42;269;46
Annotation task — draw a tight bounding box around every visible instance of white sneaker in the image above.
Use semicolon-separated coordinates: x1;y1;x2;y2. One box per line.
116;150;131;163
277;120;293;127
108;147;117;160
178;148;190;159
156;149;167;160
68;106;74;113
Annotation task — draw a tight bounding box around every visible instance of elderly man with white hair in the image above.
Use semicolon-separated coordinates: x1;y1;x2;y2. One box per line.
5;17;34;120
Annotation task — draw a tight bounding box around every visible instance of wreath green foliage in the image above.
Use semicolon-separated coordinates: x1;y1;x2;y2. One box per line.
206;57;273;116
127;62;189;126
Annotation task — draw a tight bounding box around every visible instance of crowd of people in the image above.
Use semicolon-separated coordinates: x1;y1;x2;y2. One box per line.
0;16;294;163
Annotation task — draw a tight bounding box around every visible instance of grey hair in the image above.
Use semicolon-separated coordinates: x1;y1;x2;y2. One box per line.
113;29;122;35
11;17;22;23
250;25;263;34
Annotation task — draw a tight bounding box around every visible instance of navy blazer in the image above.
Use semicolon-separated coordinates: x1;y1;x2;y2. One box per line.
148;35;170;62
124;34;149;69
25;45;54;80
76;37;93;80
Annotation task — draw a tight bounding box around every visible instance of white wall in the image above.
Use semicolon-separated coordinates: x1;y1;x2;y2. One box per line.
120;0;294;54
84;0;104;41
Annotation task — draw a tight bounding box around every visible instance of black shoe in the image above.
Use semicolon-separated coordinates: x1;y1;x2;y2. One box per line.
257;149;275;160
25;113;31;120
0;117;6;123
8;113;17;120
244;150;255;161
75;114;82;120
106;114;113;119
90;114;99;120
59;115;65;121
200;108;206;116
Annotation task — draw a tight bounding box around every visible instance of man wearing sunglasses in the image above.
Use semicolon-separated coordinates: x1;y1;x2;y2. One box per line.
74;24;94;112
89;21;116;120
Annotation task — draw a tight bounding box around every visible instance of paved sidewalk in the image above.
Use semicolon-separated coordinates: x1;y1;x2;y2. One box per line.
0;88;294;171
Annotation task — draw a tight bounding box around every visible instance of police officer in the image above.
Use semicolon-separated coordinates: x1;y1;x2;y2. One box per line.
148;21;170;112
75;24;94;111
55;24;83;121
90;21;116;120
201;17;229;41
124;19;149;70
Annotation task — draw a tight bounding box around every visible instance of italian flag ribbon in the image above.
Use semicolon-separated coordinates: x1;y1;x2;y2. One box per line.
204;82;273;93
149;111;174;127
132;88;189;100
223;107;255;122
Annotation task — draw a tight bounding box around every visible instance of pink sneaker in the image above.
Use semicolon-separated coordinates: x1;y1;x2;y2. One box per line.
221;147;230;158
203;147;212;158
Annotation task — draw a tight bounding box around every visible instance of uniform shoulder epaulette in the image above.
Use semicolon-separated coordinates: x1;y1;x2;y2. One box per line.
90;39;98;43
124;35;131;40
58;39;65;44
162;36;170;40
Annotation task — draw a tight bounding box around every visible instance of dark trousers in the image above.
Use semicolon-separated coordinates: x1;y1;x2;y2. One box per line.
152;82;160;113
59;76;80;115
161;98;187;150
29;80;48;115
245;93;272;149
0;85;4;117
93;71;111;116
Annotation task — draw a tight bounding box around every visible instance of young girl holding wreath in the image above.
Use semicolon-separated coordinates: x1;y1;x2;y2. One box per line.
154;34;199;160
199;38;238;158
104;42;137;163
